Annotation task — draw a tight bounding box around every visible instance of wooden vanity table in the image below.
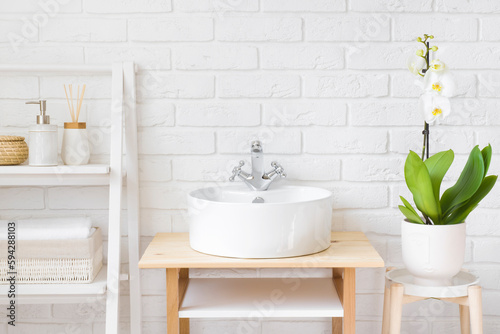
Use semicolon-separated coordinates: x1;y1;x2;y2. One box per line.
139;232;384;334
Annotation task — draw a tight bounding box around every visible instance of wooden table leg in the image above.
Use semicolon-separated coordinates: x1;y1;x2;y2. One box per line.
468;286;483;334
166;268;180;334
389;283;404;334
332;268;356;334
179;269;190;334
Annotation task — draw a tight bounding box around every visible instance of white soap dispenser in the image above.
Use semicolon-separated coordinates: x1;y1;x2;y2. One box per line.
27;100;58;166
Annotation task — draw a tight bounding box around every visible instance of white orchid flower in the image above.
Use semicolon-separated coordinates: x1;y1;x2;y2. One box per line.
418;92;451;124
423;68;455;97
407;55;426;76
429;59;446;72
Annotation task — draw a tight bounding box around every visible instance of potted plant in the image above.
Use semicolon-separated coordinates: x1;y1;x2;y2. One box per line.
400;35;498;286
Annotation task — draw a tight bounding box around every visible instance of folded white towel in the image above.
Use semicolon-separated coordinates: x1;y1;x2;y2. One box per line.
0;217;93;240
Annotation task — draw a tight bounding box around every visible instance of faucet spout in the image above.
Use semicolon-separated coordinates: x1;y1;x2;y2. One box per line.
251;141;264;179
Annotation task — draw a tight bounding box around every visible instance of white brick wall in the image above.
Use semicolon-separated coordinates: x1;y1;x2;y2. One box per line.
1;0;500;333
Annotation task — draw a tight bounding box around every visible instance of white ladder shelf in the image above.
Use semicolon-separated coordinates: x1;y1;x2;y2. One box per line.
0;63;141;334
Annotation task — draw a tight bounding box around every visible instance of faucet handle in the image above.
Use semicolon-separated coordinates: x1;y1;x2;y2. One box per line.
271;161;286;178
229;160;245;182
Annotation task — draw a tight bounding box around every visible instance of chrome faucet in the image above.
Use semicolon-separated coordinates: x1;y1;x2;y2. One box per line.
229;141;286;191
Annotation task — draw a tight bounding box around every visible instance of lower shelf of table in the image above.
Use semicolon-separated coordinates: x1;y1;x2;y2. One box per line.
179;278;343;319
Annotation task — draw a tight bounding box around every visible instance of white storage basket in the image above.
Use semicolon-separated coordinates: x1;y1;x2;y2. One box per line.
0;227;103;284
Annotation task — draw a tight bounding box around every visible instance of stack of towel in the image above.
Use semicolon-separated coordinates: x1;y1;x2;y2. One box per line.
0;217;93;240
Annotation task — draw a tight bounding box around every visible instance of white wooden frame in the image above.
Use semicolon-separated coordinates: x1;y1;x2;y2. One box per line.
0;62;141;334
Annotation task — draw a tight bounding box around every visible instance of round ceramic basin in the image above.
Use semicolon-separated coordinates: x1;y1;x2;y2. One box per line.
188;185;332;259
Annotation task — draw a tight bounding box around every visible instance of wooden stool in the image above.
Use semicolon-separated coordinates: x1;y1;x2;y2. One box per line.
382;268;483;334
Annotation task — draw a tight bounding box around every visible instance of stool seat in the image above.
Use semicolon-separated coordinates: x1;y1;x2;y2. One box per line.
386;268;479;298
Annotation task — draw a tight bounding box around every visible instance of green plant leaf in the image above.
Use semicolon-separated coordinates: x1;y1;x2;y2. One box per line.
424;149;454;202
404;151;441;224
400;196;424;224
440;146;485;216
482;144;492;176
444;175;498;225
399;205;425;224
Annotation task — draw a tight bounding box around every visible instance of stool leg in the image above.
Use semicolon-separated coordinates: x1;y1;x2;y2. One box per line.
468;286;483;334
460;304;470;334
382;284;391;334
389;283;404;334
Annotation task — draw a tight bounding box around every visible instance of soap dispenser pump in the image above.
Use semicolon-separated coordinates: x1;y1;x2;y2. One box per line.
26;100;58;166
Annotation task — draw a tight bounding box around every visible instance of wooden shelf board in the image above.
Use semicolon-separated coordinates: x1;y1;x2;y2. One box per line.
139;232;385;269
179;278;343;318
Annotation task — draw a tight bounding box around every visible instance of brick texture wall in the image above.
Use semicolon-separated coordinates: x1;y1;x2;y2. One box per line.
0;0;499;333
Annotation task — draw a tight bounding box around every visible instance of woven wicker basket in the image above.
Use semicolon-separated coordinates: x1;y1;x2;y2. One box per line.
0;135;28;165
0;227;103;284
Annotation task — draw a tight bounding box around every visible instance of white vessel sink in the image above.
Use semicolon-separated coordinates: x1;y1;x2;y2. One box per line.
188;185;333;259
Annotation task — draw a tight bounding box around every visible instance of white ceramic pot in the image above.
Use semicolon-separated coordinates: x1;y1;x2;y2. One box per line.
401;220;466;286
61;122;90;166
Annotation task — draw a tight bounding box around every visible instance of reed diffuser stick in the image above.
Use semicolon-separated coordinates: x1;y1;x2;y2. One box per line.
63;84;76;122
69;84;75;122
76;84;86;123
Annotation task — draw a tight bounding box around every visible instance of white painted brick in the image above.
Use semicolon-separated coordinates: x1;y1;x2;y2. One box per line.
436;0;500;13
466;264;500;289
0;76;38;99
304;74;388;98
174;45;258;70
478;72;500;98
357;293;384;316
483;291;500;316
139;156;172;182
482;18;500;41
172;158;234;181
174;0;258;12
217;17;302;41
306;16;390;41
137;101;175;127
140;209;172;237
93;322;131;334
0;188;44;210
137;73;214;99
391;72;476;98
171;210;189;232
394;16;478;41
390;128;475;154
446;99;488;126
477;129;500;154
218;74;300;98
263;102;346;126
304;128;387;154
350;0;432;12
0;20;37;42
357;267;386;292
140;185;194;209
474;238;500;262
86;0;171;13
217;129;301;154
48;187;109;209
139;128;214;155
278;157;341;181
0;46;83;65
177;102;260;126
129;18;213;41
192;268;259;278
336;210;403;235
85;47;171;70
262;320;330;333
467;209;500;236
331;185;389;209
439;45;500;69
40;76;111;99
0;0;81;13
0;101;36;127
348;44;413;69
343;157;404;181
263;0;345;12
351;101;422;126
485;101;500;125
0;304;50;319
262;45;343;70
258;268;330;278
42;18;126;42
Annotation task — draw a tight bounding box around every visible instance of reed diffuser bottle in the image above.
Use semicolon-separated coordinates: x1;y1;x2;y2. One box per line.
61;84;90;165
